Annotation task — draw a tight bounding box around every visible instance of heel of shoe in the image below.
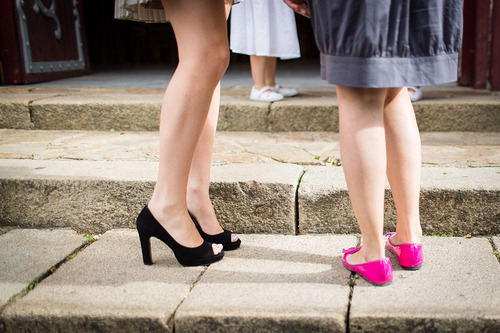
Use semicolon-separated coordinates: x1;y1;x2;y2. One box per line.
386;233;423;270
138;230;153;265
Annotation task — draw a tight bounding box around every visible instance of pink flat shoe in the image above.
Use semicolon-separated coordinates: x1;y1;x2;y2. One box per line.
342;247;393;286
386;232;423;270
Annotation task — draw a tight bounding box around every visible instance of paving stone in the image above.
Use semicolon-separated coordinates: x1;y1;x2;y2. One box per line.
0;129;498;167
349;237;500;332
175;234;357;333
2;229;204;333
298;166;500;236
0;229;87;308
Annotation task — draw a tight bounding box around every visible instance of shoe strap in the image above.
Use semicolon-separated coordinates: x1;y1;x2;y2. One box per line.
342;246;361;255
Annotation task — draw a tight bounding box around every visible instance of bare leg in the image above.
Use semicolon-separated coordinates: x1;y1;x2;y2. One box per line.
249;56;278;89
148;0;228;253
250;55;268;90
336;86;388;265
264;57;278;87
384;88;422;244
186;4;239;243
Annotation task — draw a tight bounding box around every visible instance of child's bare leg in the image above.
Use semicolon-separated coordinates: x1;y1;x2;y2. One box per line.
186;3;239;242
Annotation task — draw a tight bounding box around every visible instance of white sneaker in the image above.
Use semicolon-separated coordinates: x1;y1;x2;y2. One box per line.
408;86;423;102
250;86;284;102
272;84;298;97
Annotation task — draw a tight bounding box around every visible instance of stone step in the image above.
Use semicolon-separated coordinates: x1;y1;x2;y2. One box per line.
1;86;499;132
1;159;498;236
1;229;499;332
0;129;499;235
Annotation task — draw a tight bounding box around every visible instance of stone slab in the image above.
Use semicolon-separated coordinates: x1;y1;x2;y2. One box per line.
175;234;357;333
1;229;205;333
0;93;52;130
209;164;304;234
0;229;87;308
0;160;303;234
3;129;498;167
1;86;498;132
30;93;162;131
413;101;500;132
350;237;500;332
269;98;339;132
218;97;270;131
299;166;500;236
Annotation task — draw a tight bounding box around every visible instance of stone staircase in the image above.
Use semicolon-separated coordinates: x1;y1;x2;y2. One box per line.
0;81;499;332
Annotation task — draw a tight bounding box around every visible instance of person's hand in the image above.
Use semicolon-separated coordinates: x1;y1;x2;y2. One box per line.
283;0;310;18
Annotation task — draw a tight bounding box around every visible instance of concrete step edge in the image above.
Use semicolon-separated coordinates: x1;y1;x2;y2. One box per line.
0;94;499;131
1;159;498;235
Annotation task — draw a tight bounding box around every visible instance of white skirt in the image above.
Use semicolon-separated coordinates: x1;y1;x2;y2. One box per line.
230;0;300;59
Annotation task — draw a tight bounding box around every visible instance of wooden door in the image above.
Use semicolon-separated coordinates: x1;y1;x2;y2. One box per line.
459;0;500;90
0;0;90;84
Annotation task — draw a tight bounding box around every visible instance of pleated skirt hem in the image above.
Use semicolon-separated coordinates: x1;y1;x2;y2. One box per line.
321;53;459;88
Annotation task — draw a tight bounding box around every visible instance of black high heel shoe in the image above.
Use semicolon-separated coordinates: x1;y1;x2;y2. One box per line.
136;205;224;266
189;211;241;251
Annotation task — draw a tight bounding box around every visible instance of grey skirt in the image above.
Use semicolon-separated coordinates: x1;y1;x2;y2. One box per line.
309;0;463;88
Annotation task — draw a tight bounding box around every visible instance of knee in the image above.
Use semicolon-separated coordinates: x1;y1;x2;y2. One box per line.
208;45;230;80
337;86;387;108
181;45;229;83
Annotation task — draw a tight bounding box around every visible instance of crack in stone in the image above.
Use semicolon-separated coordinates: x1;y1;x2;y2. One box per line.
0;238;95;315
171;266;208;332
488;236;500;263
295;169;306;235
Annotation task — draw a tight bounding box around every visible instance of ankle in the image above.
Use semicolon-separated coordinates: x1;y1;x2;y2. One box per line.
253;84;268;90
359;240;386;261
148;196;186;221
393;225;422;244
186;189;211;214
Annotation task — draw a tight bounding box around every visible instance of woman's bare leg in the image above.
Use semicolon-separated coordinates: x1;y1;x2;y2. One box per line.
148;0;228;253
336;86;388;265
186;4;239;243
384;88;422;244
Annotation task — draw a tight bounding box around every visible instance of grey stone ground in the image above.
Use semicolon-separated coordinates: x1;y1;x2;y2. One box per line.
0;130;499;167
1;229;499;332
1;67;499;332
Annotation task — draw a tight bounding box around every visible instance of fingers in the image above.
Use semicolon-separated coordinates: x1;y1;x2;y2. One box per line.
283;0;311;18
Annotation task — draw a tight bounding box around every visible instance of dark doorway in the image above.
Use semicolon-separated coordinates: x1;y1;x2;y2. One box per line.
82;0;320;69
